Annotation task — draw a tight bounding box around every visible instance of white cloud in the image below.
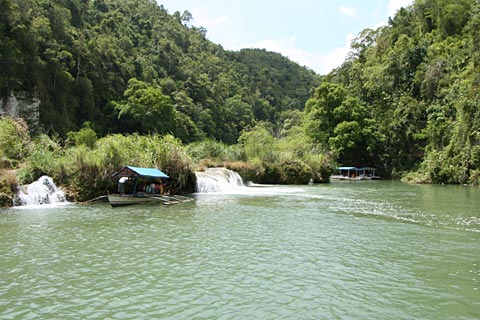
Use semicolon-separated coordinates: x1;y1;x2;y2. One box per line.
339;5;357;19
250;36;314;68
314;33;355;74
247;33;355;75
387;0;414;17
197;15;229;28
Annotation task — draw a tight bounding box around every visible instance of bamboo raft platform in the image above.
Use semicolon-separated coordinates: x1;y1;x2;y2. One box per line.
84;194;194;206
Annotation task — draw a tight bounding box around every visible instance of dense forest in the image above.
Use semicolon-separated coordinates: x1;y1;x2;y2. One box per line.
1;0;479;205
0;0;320;144
324;0;480;183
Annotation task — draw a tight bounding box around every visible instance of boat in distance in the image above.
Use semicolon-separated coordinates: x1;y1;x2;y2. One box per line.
330;166;381;181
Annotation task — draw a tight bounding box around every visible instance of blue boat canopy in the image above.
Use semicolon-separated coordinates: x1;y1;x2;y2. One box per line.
112;166;169;179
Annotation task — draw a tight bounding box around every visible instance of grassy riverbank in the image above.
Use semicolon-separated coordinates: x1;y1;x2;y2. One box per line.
0;117;332;206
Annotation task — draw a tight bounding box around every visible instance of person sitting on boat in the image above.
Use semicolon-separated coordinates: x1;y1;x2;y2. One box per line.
118;177;128;194
162;181;169;195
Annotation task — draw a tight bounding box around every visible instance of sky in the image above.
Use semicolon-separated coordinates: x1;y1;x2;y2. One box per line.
156;0;414;75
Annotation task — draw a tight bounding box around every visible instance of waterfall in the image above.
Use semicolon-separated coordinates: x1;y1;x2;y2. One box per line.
14;176;67;206
195;168;246;193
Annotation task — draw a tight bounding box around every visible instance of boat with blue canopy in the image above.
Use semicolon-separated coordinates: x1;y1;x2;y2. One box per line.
108;166;192;207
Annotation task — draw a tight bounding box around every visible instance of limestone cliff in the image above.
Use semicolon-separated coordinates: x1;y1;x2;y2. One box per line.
0;91;40;132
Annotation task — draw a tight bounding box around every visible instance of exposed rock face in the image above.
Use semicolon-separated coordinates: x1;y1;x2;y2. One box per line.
0;91;40;132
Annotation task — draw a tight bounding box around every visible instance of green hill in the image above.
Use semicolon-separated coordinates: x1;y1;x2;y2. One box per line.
0;0;320;143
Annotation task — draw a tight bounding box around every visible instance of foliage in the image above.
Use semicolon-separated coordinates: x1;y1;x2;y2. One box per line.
303;83;382;166
238;124;277;165
66;122;98;148
0;169;17;207
186;139;243;165
2;0;479;186
237;123;330;184
279;160;313;184
17;134;63;184
0;117;30;166
1;0;320;144
112;78;176;135
323;0;479;183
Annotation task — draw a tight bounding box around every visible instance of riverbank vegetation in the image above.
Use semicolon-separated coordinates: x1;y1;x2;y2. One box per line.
0;116;195;203
189;124;332;184
326;0;480;184
1;0;480;206
0;116;330;205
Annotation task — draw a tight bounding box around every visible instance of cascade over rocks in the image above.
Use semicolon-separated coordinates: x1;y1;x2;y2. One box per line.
195;168;246;193
14;176;67;206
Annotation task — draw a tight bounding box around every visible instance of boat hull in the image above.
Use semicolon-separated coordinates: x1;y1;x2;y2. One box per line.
108;194;157;207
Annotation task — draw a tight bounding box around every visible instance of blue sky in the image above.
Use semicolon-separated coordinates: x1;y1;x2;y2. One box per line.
156;0;413;74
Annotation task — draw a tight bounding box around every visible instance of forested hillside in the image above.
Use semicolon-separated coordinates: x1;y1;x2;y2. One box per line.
310;0;479;183
1;0;479;186
0;0;320;143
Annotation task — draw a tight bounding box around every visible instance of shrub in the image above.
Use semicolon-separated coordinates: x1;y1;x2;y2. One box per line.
0;169;17;207
259;164;282;184
0;117;30;165
225;161;258;182
186;139;243;163
469;170;479;185
303;152;333;183
280;160;313;184
67;122;98;148
17;135;63;184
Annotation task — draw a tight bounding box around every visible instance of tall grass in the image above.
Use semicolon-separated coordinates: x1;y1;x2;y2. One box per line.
3;117;334;205
14;132;196;201
186;139;244;167
0;169;18;206
0;117;30;168
237;124;332;184
63;134;196;200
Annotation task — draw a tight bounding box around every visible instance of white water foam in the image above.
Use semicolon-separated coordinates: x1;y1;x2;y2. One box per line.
195;167;306;195
14;176;68;207
195;168;246;193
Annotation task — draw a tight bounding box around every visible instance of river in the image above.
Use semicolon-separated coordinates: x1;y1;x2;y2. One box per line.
1;180;479;319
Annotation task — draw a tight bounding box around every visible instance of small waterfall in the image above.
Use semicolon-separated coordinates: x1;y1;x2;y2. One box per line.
195;168;246;193
14;176;67;206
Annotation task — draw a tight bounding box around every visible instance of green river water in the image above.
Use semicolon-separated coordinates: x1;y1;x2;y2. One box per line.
1;181;479;319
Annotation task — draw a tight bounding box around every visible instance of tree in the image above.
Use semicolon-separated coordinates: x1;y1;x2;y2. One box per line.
238;124;277;164
66;122;97;148
303;82;347;145
113;78;176;135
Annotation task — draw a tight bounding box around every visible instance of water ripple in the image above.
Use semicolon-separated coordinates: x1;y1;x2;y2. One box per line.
1;184;480;319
